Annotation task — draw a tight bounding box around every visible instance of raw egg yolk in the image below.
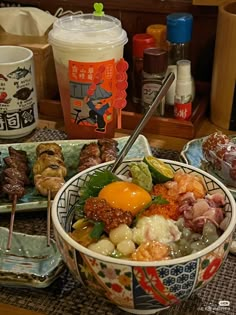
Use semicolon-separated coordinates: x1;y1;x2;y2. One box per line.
98;181;152;215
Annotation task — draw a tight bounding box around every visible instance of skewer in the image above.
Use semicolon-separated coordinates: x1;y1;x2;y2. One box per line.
33;143;66;246
7;194;17;250
47;189;51;246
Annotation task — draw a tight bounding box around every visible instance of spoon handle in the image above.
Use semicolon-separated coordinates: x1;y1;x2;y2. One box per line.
110;72;175;173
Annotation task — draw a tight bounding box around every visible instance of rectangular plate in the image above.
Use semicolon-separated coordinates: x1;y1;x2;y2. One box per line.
0;135;152;213
0;227;64;288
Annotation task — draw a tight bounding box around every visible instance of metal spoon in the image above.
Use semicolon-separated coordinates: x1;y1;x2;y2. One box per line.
110;72;175;173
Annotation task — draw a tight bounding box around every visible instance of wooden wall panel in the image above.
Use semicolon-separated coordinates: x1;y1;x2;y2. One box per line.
193;0;224;5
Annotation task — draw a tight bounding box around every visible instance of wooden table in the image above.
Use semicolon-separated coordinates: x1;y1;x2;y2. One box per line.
0;115;232;315
38;114;230;152
0;303;46;315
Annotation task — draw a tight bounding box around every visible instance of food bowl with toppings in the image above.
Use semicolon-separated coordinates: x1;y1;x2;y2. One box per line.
51;157;236;314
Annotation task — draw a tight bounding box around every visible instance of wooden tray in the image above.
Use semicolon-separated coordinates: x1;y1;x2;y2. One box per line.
39;81;209;140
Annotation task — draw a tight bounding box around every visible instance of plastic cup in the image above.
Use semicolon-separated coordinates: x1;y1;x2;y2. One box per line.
48;13;128;139
0;46;38;139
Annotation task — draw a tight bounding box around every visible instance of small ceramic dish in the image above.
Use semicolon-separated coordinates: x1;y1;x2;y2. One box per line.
180;136;236;255
0;227;64;288
180;136;236;198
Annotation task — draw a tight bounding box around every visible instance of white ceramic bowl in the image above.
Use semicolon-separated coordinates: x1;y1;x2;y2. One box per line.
51;159;236;314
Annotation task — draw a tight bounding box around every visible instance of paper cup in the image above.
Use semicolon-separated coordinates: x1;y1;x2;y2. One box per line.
0;46;38;139
48;14;128;139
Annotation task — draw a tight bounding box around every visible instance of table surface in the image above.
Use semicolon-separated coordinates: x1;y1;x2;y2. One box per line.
0;117;235;315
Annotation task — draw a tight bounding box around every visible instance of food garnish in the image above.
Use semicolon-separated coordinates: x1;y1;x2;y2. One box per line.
143;156;174;183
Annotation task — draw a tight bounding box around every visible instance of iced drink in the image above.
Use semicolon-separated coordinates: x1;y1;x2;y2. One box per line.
48;14;128;139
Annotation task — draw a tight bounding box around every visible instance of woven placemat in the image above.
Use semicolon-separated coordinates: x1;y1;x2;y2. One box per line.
0;128;235;315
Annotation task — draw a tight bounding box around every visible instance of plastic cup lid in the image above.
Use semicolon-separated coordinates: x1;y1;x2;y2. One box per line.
48;13;128;49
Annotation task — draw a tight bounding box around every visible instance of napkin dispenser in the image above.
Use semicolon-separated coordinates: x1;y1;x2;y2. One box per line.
0;7;59;103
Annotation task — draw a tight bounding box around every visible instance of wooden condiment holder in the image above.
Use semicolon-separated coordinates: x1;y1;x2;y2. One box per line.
39;81;209;140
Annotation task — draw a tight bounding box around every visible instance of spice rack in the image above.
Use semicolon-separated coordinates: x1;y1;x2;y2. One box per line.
39;81;209;140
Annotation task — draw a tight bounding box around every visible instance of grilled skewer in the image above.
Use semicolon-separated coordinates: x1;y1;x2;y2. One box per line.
1;146;30;250
77;138;119;172
33;143;66;246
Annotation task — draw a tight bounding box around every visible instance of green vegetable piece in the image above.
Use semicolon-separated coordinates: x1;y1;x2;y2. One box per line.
90;221;105;239
75;169;121;213
143;156;174;183
110;249;123;258
152;195;169;205
129;161;153;191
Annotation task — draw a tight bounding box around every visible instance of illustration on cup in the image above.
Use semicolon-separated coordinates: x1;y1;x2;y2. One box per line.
7;66;31;80
69;60;115;133
0;92;11;104
13;87;34;101
0;74;8;81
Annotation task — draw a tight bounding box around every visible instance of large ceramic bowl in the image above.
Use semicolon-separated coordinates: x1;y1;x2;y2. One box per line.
51;159;236;314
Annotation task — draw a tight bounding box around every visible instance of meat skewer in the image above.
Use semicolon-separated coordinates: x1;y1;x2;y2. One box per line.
33;143;66;246
1;146;30;250
77;138;119;172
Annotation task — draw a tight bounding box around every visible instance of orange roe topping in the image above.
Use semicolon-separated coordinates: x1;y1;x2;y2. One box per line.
143;184;180;220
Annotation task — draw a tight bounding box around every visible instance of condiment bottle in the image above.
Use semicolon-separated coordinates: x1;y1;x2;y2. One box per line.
174;59;192;120
167;13;193;64
132;34;156;106
166;12;193;106
146;24;167;50
141;48;168;116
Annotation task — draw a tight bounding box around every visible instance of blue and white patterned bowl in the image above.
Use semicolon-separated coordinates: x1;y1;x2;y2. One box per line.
51;159;236;314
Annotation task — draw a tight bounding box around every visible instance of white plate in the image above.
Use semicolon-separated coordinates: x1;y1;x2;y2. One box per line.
180;136;236;198
0;135;152;213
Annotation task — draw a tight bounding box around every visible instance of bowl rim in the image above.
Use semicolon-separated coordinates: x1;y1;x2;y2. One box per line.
51;158;236;266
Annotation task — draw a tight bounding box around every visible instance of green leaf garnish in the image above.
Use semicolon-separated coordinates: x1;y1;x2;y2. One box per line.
90;221;105;239
74;169;121;215
152;195;169;205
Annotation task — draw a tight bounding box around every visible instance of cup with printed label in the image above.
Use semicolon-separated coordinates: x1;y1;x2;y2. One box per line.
0;46;38;139
48;13;128;139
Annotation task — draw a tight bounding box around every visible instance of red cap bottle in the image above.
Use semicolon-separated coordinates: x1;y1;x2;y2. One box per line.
132;34;156;105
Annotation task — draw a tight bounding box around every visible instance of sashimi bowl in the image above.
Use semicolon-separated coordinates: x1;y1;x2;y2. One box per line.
51;158;236;314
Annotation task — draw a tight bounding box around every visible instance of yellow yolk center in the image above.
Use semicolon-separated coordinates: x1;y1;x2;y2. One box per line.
98;181;152;215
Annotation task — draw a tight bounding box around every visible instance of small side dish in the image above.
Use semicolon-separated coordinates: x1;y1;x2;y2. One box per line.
202;131;236;188
0;227;64;288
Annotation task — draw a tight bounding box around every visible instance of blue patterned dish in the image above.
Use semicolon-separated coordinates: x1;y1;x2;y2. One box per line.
51;158;236;314
0;135;152;213
180;136;236;198
0;227;64;288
